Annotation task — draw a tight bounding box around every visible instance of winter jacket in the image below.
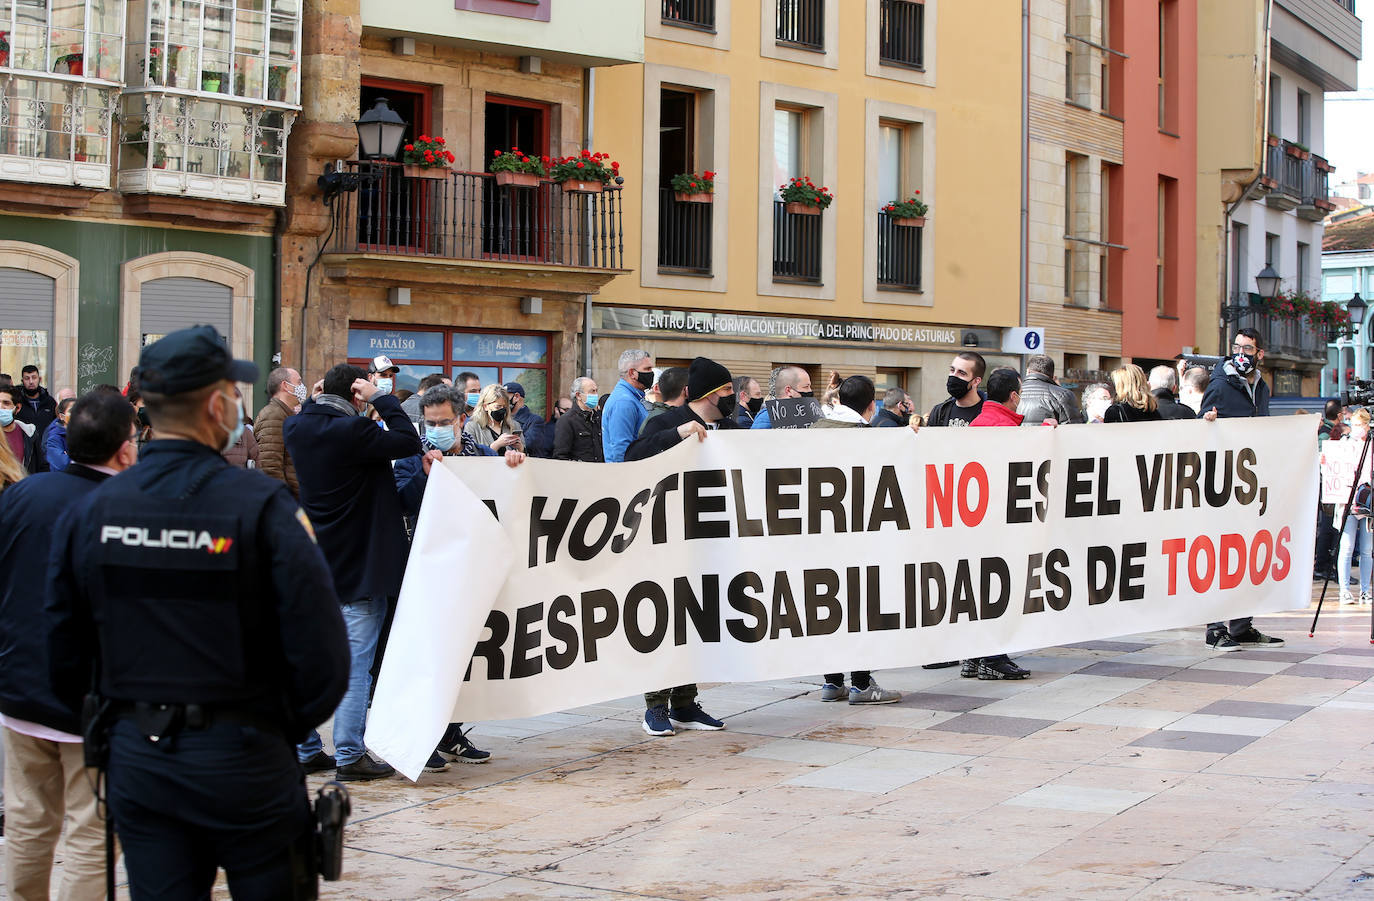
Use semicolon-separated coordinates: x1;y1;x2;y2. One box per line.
254;396;299;497
970;401;1025;427
553;407;604;462
625;404;739;461
872;408;907;428
1199;360;1270;419
463;415;523;455
1016;372;1083;425
3;420;41;474
284;393;421;603
1103;402;1163;424
15;386;57;441
513;404;549;458
0;464;110;734
42;419;69;472
221;423;260;469
401;392;423;424
601;379;647;462
1150;388;1195;421
394;432;496;524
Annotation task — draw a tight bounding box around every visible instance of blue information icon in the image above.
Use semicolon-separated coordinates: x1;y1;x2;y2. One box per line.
1024;331;1042;351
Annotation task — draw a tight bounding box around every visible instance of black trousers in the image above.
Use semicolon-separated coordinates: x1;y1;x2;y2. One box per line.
823;671;871;689
107;718;315;900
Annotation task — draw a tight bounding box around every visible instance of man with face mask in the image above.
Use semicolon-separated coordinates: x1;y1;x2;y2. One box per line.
254;366;306;497
732;375;764;427
284;361;422;780
553;377;604;462
873;388;914;427
623;357;736;736
601;349;656;462
45;326;350;898
928;352;986;427
368;355;400;397
749;366;814;429
1081;383;1113;423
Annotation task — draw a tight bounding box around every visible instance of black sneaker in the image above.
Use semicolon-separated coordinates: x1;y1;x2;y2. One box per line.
1231;628;1284;648
1206;631;1242;652
668;703;725;731
436;725;492;764
300;751;336;775
922;661;960;670
977;657;1029;680
959;659;980;678
336;754;395;782
423;751;451;774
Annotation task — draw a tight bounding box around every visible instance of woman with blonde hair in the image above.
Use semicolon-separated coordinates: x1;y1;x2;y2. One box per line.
0;426;25;494
463;383;524;454
1104;364;1161;423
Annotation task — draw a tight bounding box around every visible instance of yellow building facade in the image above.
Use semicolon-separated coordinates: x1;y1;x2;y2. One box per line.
590;0;1023;414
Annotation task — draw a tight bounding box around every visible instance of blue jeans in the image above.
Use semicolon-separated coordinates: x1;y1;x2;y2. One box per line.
298;597;386;766
1339;514;1372;593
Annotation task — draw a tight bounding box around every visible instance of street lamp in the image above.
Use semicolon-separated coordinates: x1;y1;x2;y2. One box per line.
1348;292;1367;336
319;98;411;200
1254;264;1282;302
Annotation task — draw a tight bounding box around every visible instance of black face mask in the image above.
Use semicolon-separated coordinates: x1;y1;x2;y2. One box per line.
797;390;814;398
716;394;738;419
137;408;150;428
747;396;764;415
1231;351;1257;375
947;375;972;398
635;370;655;389
489;408;507;423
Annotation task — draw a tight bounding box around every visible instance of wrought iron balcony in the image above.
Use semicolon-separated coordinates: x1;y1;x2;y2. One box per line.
772;200;822;284
1228;293;1328;362
662;0;715;31
876;211;923;291
1298;154;1335;221
878;0;925;69
776;0;825;50
658;189;712;274
329;162;624;271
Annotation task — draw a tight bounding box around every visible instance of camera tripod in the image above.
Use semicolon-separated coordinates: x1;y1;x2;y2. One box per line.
1310;422;1374;643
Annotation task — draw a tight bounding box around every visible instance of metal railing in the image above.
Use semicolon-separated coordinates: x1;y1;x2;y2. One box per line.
772;201;822;283
776;0;825;50
876;211;922;291
878;0;925;69
1302;155;1332;207
1335;0;1355;14
1230;295;1328;361
662;0;715;30
331;162;623;270
657;189;712;274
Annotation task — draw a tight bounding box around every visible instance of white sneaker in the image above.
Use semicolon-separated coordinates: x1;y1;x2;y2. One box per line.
1361;590;1372;605
1340;589;1358;605
849;681;902;705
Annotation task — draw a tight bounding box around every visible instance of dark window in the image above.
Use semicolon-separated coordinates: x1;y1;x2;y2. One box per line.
662;0;715;31
773;201;822;283
876;212;922;291
878;0;924;69
484;98;548;258
776;0;824;51
657;89;711;274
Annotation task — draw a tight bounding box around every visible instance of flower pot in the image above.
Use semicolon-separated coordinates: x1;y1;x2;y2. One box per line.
893;216;926;228
495;171;540;188
1266;135;1280;147
675;191;713;204
561;179;604;194
201;74;221;92
785;201;821;216
404;165;449;180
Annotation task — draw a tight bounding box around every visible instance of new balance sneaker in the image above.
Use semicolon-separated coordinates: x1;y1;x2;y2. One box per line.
1206;630;1242;652
978;656;1029;680
642;705;674;737
423;751;451;774
1231;628;1284;647
849;682;902;705
1341;589;1358;605
336;753;395;782
436;725;492;764
300;751;336;775
668;703;725;731
819;682;848;702
959;659;980;678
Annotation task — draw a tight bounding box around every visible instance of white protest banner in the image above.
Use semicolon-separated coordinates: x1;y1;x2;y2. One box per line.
1320;437;1373;504
368;417;1318;780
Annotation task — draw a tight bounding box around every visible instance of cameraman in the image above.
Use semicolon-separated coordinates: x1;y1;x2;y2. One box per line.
1199;327;1284;651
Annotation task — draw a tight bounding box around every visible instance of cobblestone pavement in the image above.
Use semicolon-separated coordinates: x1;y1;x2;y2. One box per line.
6;593;1374;900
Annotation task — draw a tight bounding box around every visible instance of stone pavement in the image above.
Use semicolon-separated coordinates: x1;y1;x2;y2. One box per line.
5;595;1374;900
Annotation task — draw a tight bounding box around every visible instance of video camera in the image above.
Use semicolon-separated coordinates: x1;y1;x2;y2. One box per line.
1345;378;1374;408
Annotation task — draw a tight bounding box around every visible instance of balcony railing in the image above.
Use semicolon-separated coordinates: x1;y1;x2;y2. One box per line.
658;189;712;274
772;201;822;283
876;211;923;291
1230;295;1328;361
662;0;715;31
776;0;825;50
330;162;623;270
878;0;925;69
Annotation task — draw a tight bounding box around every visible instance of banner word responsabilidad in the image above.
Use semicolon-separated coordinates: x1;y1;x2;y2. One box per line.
366;417;1318;779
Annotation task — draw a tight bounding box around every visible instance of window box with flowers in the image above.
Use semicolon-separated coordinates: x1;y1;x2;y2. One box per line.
1257;289;1354;340
490;147;546;188
671;171;715;203
0;31;8;67
402;135;455;179
884;191;928;227
550;150;620;193
779;176;832;215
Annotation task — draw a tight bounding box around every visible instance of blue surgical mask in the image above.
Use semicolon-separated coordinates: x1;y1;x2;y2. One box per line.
220;393;245;453
375;377;393;396
426;425;456;452
466;392;481;408
0;408;12;427
585;394;599;409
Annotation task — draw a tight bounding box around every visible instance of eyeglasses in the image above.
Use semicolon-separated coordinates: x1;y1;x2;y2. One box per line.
1232;343;1259;353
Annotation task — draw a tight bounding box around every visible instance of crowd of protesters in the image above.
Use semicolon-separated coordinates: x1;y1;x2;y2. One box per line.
0;324;1333;896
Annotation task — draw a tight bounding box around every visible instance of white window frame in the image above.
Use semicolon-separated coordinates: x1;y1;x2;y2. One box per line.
0;241;79;391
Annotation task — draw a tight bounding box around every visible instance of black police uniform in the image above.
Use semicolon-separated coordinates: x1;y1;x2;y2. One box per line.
45;328;350;901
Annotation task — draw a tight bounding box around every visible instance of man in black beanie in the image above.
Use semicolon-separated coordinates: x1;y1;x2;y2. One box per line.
624;357;737;737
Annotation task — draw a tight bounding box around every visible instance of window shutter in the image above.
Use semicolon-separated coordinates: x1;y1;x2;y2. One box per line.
140;277;233;342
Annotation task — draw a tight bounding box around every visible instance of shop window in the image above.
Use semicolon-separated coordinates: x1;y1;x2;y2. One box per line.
0;267;55;377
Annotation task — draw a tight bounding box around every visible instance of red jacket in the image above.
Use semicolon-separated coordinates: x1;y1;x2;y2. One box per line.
970;402;1024;427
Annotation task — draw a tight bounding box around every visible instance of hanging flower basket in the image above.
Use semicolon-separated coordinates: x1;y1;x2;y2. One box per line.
495;170;540;188
893;216;926;228
562;179;604;194
670;171;715;203
675;191;712;204
404;165;448;180
784;201;821;216
401;135;455;179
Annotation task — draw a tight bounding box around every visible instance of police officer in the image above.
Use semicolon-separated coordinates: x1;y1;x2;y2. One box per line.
46;325;351;900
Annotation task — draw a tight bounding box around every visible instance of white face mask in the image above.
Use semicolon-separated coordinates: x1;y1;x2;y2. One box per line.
1087;399;1110;421
292;382;308;403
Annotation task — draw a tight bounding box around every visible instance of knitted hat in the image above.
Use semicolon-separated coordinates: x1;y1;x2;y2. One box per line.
687;356;732;402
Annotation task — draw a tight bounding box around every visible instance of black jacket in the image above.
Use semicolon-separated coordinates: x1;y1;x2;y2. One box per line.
553;407;604;462
1103;402;1163;423
284;394;421;603
0;464;109;734
625;404;738;461
513;405;549;458
3;420;42;474
927;392;985;427
873;408;906;428
1199;361;1270;419
16;386;57;441
1151;388;1195;421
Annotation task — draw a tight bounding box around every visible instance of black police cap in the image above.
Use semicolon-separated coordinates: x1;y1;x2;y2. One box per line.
137;325;259;395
